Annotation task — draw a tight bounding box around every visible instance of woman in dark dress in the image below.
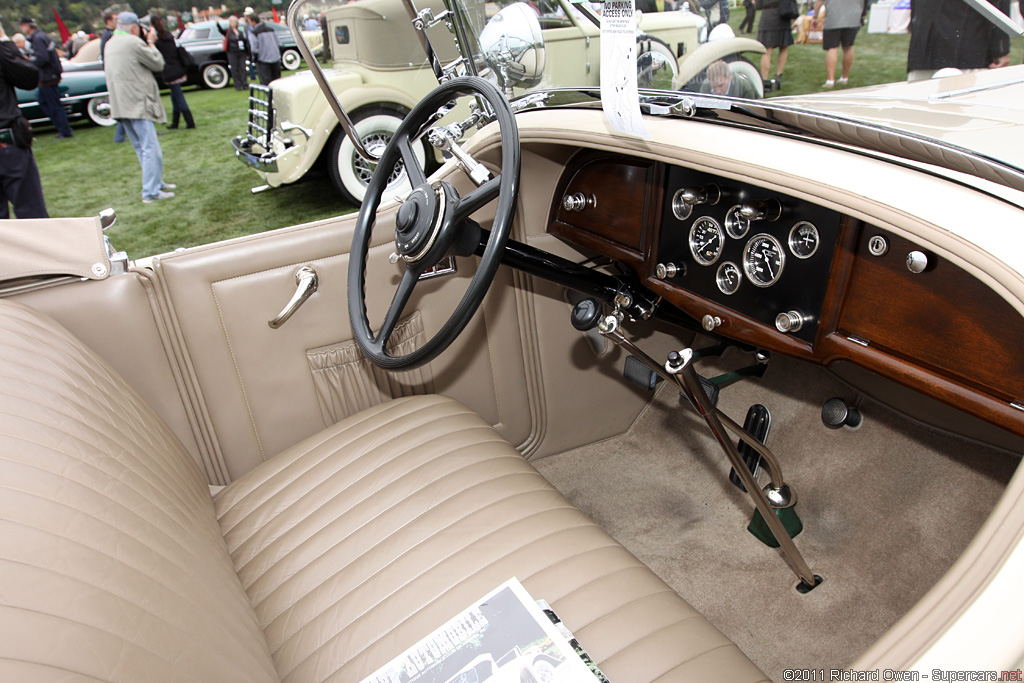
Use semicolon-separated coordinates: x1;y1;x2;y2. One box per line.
757;5;793;88
225;15;248;91
150;14;195;129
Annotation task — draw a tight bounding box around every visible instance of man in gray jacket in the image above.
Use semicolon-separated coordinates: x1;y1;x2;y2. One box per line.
246;11;282;85
104;11;176;203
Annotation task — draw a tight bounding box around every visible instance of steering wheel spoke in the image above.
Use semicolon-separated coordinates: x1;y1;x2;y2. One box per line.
375;267;419;351
349;76;520;371
454;176;502;223
399;134;428;188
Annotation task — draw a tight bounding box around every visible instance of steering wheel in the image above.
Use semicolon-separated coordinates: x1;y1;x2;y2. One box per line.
348;76;520;371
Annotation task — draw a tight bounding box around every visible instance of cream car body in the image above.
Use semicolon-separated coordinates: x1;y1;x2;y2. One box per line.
232;0;716;203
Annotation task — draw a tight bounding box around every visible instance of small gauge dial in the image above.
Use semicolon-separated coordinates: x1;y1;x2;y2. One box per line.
724;205;751;239
671;189;693;220
788;221;820;259
743;233;785;287
716;261;741;295
689;217;724;266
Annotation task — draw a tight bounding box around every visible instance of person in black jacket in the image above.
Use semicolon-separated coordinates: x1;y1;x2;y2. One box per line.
18;16;73;139
150;14;194;129
907;0;1011;81
0;20;49;218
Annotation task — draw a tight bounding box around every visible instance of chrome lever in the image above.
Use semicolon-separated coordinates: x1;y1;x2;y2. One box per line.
268;266;318;329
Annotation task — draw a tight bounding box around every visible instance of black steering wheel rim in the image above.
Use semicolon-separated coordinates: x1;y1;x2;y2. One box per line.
348;76;520;371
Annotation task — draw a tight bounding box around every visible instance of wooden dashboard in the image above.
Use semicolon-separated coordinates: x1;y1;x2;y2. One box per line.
548;151;1024;439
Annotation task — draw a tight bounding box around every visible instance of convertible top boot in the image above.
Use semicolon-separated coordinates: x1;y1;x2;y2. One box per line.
184;110;196;129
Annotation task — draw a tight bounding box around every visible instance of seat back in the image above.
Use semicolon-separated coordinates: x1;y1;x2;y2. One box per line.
0;301;278;682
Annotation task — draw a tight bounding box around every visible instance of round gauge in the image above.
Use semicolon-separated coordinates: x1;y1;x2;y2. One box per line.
743;233;785;287
716;261;741;295
671;189;693;221
788;221;820;259
689;216;724;266
724;204;751;239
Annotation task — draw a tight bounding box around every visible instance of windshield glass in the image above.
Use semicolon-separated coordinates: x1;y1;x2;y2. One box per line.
287;0;1024;185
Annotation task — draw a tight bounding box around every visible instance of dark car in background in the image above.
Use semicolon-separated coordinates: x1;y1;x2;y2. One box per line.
178;19;303;88
18;38;114;128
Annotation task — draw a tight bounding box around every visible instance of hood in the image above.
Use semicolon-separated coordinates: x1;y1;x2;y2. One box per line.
773;66;1024;173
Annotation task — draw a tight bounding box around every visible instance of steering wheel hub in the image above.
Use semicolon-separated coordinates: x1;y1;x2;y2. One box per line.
395;182;445;263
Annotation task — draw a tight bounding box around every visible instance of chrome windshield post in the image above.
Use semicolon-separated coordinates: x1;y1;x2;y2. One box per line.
285;0;379;162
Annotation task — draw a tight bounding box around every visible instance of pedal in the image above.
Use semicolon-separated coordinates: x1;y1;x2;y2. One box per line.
680;372;719;407
729;404;771;492
624;355;659;391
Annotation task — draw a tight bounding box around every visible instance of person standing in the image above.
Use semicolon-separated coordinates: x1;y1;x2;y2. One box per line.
907;0;1011;81
12;33;31;57
739;0;757;34
18;16;73;139
0;20;48;218
150;14;194;129
757;1;792;90
100;12;127;144
225;15;248;91
815;0;864;87
105;12;176;204
246;12;281;86
99;12;116;58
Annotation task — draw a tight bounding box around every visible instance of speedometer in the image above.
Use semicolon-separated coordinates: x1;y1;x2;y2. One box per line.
689;217;723;265
743;233;785;287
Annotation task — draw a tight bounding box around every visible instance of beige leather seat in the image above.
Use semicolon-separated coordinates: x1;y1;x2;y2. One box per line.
0;300;767;682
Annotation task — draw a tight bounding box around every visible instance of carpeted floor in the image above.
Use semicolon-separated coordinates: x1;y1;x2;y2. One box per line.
533;349;1019;682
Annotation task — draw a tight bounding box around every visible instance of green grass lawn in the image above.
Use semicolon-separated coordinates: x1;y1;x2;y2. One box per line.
29;19;1024;259
32;86;357;259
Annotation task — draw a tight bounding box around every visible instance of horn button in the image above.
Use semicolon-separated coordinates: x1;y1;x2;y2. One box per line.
395;183;442;262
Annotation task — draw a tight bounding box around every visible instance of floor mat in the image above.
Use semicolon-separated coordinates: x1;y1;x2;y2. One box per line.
533;350;1018;682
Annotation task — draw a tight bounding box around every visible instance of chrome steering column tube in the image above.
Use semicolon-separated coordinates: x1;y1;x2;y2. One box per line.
598;315;818;588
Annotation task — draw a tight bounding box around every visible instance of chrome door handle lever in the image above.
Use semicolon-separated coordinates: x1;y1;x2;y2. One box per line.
269;266;318;329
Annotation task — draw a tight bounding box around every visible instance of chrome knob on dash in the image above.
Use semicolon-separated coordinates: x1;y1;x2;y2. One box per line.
739;199;782;223
656;262;681;279
562;192;595;212
702;314;722;331
906;251;928;273
775;310;805;333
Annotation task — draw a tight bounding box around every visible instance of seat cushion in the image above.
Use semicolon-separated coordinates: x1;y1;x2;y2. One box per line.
215;395;768;683
0;300;279;682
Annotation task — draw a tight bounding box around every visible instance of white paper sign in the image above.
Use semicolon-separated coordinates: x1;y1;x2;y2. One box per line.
600;0;650;139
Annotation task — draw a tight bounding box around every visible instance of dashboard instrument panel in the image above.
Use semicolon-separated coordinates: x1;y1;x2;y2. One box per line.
548;150;1024;439
655;165;843;345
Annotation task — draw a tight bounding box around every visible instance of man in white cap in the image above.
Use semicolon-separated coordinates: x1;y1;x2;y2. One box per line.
104;11;177;203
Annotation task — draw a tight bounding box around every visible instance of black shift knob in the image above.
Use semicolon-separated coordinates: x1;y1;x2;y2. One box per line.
570;298;602;331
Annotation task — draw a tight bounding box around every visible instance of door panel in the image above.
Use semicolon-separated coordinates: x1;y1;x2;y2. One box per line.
153;204;533;481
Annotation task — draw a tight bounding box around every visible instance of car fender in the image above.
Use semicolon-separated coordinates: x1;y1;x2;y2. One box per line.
269;82;436;187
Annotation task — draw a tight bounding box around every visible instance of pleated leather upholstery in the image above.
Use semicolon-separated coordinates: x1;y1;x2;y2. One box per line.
0;299;767;682
0;301;278;682
215;396;768;683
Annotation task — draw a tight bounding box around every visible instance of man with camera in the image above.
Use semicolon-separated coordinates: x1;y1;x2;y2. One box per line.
0;17;49;218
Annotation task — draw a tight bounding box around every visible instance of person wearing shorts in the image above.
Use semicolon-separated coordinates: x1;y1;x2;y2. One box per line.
814;0;865;87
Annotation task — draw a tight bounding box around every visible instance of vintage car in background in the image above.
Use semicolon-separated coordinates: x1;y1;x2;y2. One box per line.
17;36;114;129
17;61;113;128
178;18;306;88
230;0;765;205
5;0;1024;681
